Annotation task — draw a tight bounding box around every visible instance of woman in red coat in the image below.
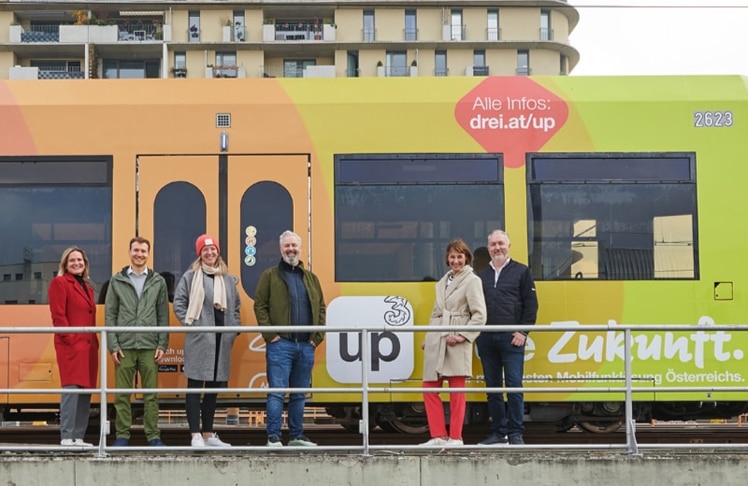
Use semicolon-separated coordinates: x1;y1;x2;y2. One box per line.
48;247;99;447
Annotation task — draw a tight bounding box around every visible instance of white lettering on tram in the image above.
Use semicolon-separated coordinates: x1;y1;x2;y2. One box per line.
545;316;743;369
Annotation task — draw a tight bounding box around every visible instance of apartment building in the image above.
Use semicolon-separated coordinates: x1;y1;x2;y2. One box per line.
0;1;580;80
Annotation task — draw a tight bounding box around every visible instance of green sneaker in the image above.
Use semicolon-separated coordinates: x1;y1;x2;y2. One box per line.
288;435;317;447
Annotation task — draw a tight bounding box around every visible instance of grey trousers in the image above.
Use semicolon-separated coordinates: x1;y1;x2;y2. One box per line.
60;385;91;440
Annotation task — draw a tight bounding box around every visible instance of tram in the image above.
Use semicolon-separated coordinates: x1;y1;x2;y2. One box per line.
0;75;746;433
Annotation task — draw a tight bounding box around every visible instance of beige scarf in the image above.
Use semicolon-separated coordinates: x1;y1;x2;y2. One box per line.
184;264;227;325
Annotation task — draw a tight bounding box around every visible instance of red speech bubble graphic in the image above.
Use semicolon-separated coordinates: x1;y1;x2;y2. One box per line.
455;77;568;168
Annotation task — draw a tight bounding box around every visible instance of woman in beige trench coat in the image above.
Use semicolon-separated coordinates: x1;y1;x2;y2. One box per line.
420;239;487;447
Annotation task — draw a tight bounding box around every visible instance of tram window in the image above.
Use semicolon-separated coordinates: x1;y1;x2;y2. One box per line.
528;153;698;281
153;182;206;289
335;154;503;282
0;157;112;304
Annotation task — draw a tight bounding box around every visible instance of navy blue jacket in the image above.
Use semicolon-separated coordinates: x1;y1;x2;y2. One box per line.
478;259;538;333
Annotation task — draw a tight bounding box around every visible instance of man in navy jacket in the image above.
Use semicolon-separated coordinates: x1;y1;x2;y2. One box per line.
476;230;538;446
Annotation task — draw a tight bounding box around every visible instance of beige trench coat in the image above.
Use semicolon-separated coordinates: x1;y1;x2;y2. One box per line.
422;265;487;381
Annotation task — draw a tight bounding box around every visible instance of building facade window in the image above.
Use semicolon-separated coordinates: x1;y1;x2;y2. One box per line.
347;51;359;77
104;60;160;79
517;49;530;75
386;51;408;77
450;9;463;40
284;59;315;78
215;52;238;77
473;50;488;76
405;9;417;41
560;54;568;75
435;50;448;76
233;10;246;42
487;9;499;41
188;11;200;42
540;9;552;40
363;10;375;41
173;52;186;78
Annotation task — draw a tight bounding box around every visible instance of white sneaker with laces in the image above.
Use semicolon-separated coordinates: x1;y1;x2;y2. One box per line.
446;438;464;446
205;434;231;447
191;435;205;447
419;437;448;447
73;439;93;447
60;439;75;446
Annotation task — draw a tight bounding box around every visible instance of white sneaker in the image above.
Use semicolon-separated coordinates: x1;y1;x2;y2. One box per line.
266;436;283;447
191;435;205;447
74;439;93;447
60;439;75;446
419;437;447;447
446;438;464;446
205;434;231;447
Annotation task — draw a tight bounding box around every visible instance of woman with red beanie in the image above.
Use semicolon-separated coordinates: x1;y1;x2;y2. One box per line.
173;234;241;447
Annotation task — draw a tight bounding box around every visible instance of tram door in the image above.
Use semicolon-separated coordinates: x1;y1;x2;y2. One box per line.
136;154;310;394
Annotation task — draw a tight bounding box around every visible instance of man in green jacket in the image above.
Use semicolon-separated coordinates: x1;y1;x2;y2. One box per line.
105;236;169;447
254;230;325;448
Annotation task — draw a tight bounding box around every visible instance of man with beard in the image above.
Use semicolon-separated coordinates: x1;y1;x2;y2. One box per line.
254;230;326;447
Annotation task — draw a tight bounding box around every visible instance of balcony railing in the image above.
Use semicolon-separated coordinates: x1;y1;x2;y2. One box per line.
540;27;554;41
450;26;467;41
472;65;490;76
213;65;238;78
38;68;84;80
20;25;60;43
362;28;376;42
404;28;418;41
119;23;161;41
273;21;324;41
486;27;501;41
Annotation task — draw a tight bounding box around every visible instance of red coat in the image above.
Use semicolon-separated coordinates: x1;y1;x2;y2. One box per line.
48;273;99;388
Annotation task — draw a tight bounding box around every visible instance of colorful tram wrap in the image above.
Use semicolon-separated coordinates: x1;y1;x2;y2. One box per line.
0;76;746;433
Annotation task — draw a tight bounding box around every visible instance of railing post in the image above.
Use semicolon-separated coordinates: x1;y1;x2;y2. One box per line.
97;327;109;457
360;328;371;456
625;328;639;455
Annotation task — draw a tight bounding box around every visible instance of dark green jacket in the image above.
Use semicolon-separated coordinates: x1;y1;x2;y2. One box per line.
105;267;169;352
254;260;326;346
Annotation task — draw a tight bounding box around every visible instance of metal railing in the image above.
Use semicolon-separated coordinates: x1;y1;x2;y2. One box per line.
2;322;748;456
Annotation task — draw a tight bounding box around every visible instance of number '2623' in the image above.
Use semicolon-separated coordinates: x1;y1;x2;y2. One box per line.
693;111;733;127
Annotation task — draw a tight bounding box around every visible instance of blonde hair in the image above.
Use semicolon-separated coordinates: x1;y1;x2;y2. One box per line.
57;247;90;279
189;255;229;274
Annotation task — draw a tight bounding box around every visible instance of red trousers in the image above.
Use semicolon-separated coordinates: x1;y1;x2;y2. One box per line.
422;376;467;439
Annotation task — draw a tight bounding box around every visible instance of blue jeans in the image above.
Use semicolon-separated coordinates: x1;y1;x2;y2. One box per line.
265;338;315;439
476;332;525;437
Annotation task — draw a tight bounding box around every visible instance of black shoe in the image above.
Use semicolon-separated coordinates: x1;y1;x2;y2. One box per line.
478;433;508;445
508;434;524;445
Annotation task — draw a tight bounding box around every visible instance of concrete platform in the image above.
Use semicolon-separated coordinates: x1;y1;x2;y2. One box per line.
1;452;746;485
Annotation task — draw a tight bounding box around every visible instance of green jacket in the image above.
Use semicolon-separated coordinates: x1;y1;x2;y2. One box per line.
105;267;169;352
254;260;326;346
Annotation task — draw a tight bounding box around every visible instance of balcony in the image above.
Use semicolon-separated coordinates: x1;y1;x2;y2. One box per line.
468;65;490;76
263;20;335;42
118;23;163;41
17;25;60;43
539;28;554;41
9;65;84;80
